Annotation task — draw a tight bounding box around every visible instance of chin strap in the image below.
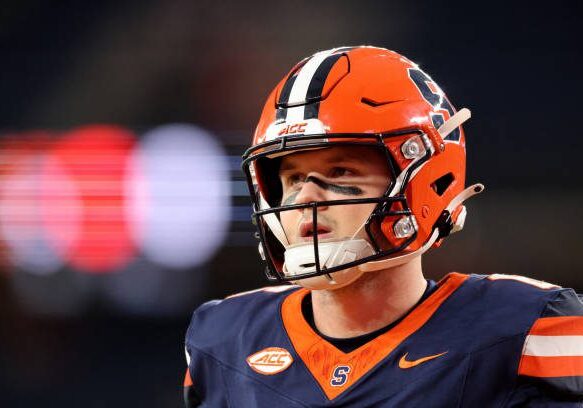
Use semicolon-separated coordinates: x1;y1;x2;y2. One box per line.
359;183;484;273
284;238;374;277
259;195;290;246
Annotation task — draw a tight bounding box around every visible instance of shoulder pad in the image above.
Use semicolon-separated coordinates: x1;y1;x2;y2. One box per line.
483;274;560;290
519;289;583;398
185;285;298;350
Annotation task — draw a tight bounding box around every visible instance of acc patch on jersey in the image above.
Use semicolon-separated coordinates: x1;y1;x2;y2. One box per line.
246;347;294;375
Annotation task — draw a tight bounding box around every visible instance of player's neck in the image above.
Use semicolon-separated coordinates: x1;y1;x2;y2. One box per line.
310;257;426;339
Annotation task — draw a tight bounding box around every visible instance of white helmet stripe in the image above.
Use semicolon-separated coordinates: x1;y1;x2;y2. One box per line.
286;49;337;122
277;47;352;122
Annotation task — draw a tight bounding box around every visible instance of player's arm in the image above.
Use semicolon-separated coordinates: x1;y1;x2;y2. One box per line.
510;289;583;404
183;300;226;407
183;364;202;407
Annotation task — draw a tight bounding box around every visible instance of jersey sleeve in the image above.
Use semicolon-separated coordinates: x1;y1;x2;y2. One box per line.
183;347;202;407
183;300;228;408
516;288;583;400
181;286;297;407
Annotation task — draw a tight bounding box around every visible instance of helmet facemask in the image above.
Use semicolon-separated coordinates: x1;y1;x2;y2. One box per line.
242;133;426;289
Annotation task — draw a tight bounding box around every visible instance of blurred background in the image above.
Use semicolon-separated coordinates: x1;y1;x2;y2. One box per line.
0;0;581;406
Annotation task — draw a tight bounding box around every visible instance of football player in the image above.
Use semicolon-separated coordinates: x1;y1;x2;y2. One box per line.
184;46;583;406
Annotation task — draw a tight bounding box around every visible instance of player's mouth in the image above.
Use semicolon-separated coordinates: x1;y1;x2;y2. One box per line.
297;221;333;242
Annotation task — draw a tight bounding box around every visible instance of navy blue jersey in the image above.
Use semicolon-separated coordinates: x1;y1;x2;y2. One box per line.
184;273;583;407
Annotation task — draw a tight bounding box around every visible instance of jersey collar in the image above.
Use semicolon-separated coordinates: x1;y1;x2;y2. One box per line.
280;272;469;400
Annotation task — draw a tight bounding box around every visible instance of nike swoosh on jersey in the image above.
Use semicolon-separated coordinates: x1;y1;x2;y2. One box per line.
398;351;448;369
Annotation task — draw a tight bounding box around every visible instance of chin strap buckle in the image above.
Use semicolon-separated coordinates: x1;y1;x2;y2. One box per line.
435;210;455;239
436;183;485;239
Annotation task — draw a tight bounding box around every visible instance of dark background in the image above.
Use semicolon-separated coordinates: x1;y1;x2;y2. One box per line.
0;1;581;406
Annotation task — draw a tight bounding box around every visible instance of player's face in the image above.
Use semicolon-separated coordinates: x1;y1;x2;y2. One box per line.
278;146;391;244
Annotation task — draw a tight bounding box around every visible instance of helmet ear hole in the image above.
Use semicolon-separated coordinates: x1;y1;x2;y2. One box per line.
431;173;454;196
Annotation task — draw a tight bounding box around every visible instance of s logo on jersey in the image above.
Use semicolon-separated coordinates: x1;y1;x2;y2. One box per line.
330;364;352;387
246;347;294;375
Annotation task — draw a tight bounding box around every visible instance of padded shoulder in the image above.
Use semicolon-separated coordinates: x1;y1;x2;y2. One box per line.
185;285;299;351
517;288;583;399
475;273;561;291
467;273;565;306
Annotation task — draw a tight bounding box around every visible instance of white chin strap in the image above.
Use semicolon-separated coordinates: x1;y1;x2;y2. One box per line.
285;239;374;274
259;195;290;246
283;239;375;289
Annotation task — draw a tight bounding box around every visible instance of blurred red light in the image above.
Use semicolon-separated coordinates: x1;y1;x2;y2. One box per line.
41;125;137;273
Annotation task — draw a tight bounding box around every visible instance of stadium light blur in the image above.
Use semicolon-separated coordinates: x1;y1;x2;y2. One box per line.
0;124;231;316
0;133;64;275
127;124;230;269
42;125;137;273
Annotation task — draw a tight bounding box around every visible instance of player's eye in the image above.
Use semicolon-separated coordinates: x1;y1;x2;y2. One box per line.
329;167;354;178
285;173;304;187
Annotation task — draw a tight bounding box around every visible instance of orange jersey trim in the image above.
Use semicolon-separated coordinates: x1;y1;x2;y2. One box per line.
281;272;469;400
528;316;583;336
184;368;193;387
519;355;583;378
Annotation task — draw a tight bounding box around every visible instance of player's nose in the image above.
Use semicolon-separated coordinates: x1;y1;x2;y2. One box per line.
294;175;329;210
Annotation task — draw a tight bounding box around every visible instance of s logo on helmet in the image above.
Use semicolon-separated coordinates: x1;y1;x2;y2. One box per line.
330;364;351;387
407;68;461;143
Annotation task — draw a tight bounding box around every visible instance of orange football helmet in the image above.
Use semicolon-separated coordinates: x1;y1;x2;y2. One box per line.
242;46;483;289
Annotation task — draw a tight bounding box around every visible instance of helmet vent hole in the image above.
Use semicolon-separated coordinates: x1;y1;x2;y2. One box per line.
431;173;454;196
361;97;402;107
361;97;383;107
